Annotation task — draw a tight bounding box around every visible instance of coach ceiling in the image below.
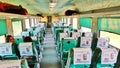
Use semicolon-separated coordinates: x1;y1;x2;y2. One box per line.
0;0;120;15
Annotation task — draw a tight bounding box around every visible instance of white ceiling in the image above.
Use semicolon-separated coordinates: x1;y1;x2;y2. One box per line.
0;0;120;15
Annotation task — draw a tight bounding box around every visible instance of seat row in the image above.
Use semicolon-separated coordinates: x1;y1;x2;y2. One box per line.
52;22;120;68
0;23;46;68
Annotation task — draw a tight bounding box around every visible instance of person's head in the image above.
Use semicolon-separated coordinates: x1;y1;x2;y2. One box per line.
62;23;64;25
24;36;33;42
6;35;15;43
69;24;72;26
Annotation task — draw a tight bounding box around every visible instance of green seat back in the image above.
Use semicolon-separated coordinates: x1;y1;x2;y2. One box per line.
62;38;78;52
61;38;78;62
66;48;92;68
90;48;117;68
15;38;24;45
114;50;120;68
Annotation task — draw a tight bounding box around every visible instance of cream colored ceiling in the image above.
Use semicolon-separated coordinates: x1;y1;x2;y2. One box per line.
73;0;120;12
0;0;120;15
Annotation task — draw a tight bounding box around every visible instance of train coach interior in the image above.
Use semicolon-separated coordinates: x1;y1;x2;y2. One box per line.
0;0;120;68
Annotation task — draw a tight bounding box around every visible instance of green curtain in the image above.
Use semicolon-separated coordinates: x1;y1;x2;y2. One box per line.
98;18;120;34
80;17;92;28
0;19;7;35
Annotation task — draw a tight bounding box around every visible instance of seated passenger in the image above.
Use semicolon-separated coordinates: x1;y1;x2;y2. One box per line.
23;36;33;42
6;35;20;58
23;36;40;52
23;36;38;67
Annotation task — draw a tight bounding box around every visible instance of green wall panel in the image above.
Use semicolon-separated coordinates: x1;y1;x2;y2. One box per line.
80;17;92;28
98;18;120;34
0;19;7;35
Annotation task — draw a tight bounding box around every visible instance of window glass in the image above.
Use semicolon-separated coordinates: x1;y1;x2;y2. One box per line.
61;18;63;23
72;18;78;29
100;31;120;47
64;18;67;23
67;18;71;25
25;19;30;29
36;18;39;24
31;18;34;27
12;20;22;36
34;18;37;25
0;35;5;43
81;27;91;32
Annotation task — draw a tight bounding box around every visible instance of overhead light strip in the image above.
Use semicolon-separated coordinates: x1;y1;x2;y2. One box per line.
49;0;57;11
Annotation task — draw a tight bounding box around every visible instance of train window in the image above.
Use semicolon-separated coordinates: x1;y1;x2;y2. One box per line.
61;18;64;23
34;18;37;25
72;18;77;29
31;18;34;27
12;20;22;36
67;18;71;25
36;18;39;24
100;31;120;47
64;18;67;23
62;18;64;23
81;27;91;32
25;19;30;29
0;35;5;43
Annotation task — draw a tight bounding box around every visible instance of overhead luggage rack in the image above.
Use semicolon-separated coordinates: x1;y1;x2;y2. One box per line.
0;2;28;15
